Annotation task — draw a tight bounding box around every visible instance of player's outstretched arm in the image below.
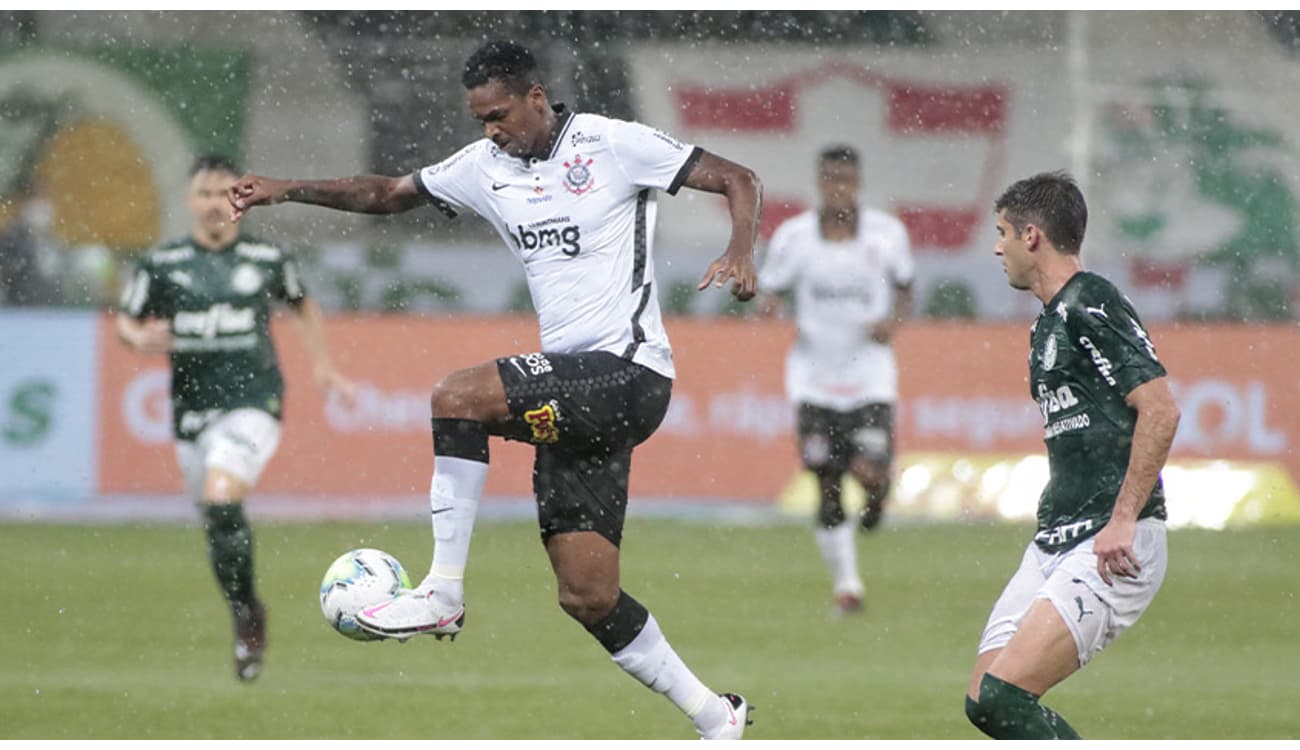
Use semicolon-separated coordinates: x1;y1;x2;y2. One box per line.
115;312;172;354
288;297;357;407
1092;376;1180;585
228;173;425;222
684;150;762;301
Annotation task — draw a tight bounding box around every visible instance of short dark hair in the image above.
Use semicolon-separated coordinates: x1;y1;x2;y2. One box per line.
818;145;859;167
189;154;240;178
994;171;1087;254
462;40;540;94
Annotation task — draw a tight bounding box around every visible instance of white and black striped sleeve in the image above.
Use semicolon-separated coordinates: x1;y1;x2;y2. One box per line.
413;141;483;218
606;119;700;196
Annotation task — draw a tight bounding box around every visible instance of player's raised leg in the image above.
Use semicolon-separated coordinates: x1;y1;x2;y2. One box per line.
546;530;751;739
356;361;509;640
965;599;1082;739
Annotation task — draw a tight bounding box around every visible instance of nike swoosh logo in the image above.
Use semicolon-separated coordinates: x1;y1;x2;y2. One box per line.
361;600;393;618
431;507;452;515
491;182;508;191
435;609;464;628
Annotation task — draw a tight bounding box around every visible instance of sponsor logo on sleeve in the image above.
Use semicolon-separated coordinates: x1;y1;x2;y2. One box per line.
1078;336;1117;386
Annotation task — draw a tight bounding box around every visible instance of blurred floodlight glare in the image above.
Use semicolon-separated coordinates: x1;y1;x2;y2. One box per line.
996;455;1049;522
1160;465;1256;530
898;463;933;504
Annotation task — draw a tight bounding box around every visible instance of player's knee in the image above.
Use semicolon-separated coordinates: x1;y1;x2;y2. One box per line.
557;583;620;625
429;379;464;419
965;694;993;732
968;673;1034;736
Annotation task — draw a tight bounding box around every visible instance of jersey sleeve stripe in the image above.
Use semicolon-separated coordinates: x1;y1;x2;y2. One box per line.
666;146;703;196
410;170;458;218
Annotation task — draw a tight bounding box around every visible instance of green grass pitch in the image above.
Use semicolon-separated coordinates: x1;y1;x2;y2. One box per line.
3;519;1297;739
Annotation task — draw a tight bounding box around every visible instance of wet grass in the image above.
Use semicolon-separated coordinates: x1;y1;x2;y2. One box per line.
3;519;1297;739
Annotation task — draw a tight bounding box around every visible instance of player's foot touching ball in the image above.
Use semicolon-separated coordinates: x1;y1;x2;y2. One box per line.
355;586;466;642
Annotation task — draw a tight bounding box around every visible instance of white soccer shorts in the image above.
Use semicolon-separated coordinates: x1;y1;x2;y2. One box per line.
175;408;282;501
976;517;1168;667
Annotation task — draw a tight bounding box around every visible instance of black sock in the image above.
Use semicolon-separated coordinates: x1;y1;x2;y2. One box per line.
585;590;650;654
816;470;846;528
201;502;257;615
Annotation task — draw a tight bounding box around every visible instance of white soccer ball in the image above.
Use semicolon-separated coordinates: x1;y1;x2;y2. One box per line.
319;548;412;641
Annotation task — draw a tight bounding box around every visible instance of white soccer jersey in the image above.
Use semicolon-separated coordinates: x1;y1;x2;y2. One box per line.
758;207;914;410
415;106;701;379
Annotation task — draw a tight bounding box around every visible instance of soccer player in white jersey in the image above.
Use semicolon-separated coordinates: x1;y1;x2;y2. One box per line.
228;41;759;739
756;145;913;616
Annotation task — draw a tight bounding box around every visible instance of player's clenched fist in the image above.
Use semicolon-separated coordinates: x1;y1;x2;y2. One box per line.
227;175;288;222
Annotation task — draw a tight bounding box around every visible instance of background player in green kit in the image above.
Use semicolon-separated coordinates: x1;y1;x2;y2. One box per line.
964;172;1181;739
117;154;355;682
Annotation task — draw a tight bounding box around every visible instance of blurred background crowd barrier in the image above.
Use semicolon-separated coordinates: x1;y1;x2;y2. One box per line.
4;313;1298;528
2;11;1298;524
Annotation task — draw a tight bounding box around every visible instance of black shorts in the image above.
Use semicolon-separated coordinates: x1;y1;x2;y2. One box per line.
495;351;672;547
796;402;894;474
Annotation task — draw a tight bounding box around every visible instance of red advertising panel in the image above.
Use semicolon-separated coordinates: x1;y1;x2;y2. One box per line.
97;316;1300;502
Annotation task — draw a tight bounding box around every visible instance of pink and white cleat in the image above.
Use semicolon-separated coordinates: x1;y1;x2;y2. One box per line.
700;693;752;740
354;588;465;642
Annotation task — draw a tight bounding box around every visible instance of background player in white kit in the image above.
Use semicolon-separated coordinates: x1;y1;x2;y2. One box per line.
228;41;759;739
756;145;913;615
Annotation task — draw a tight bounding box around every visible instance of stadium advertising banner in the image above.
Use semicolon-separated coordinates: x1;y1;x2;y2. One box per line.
0;312;98;503
629;41;1300;322
94;315;1300;513
0;46;249;253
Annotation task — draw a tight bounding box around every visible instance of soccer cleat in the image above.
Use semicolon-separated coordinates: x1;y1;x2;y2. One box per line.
233;599;267;682
859;499;885;533
833;591;864;616
354;588;466;642
700;693;752;740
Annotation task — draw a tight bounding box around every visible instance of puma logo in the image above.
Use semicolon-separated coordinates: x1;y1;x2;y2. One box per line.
1074;595;1095;623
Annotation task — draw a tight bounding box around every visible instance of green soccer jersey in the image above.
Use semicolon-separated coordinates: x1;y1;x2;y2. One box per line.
120;235;307;441
1028;271;1168;553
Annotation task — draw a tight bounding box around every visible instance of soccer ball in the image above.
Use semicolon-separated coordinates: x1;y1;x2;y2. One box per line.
319;548;412;641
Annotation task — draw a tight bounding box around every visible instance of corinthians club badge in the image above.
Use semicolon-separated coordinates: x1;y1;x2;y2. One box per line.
563;154;595;195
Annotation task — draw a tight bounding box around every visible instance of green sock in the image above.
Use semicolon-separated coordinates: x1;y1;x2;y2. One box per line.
967;674;1082;740
201;502;257;615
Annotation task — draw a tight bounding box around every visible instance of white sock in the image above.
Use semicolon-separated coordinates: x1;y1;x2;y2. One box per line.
425;455;488;605
610;614;727;735
814;520;864;596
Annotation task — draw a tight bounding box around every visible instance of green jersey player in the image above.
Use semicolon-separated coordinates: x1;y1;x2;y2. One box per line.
117;155;355;682
964;172;1181;739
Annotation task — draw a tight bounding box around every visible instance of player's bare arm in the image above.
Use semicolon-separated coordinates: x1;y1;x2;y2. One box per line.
228;173;424;222
288;297;357;407
115;312;172;354
684;150;762;301
870;281;913;344
1093;376;1180;585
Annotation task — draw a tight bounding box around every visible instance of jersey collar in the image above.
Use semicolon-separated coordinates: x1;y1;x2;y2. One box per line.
541;103;574;162
192;234;241;254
